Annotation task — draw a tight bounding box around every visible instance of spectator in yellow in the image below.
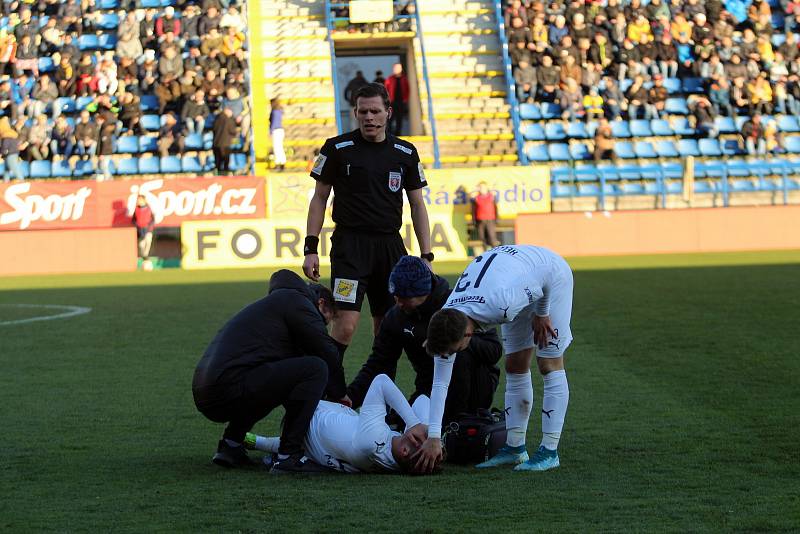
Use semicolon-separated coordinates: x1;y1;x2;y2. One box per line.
221;26;245;56
671;14;692;42
756;36;775;67
748;72;774;116
583;87;604;120
530;14;548;48
627;15;652;43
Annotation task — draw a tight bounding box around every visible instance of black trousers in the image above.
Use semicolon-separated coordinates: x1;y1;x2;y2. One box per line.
198;357;328;455
476;219;498;248
213;146;231;174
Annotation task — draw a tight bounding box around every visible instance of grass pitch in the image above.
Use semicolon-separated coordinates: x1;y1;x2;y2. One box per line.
2;251;800;532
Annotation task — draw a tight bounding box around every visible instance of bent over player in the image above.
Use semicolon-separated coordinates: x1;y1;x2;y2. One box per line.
417;245;574;472
302;82;432;385
247;374;429;474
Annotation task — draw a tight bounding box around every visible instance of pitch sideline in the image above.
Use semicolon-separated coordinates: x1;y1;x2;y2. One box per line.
0;304;92;326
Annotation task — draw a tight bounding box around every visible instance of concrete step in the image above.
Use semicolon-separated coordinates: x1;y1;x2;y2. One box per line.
422;34;499;49
433;117;513;135
258;24;327;37
263;64;332;78
426;99;508;114
259;42;329;56
419;0;491;11
418;13;496;29
421;55;504;70
424;77;507;92
282;101;336;117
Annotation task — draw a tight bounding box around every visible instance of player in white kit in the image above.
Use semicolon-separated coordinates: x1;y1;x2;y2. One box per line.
414;245;573;472
246;374;429;474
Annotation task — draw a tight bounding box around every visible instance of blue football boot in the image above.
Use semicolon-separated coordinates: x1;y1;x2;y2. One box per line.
475;445;529;468
513;445;560;471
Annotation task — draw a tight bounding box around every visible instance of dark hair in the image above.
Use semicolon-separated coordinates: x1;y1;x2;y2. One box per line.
426;309;468;356
309;283;336;311
354;82;390;110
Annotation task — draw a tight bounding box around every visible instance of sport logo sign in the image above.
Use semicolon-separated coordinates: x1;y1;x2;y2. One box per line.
0;182;93;230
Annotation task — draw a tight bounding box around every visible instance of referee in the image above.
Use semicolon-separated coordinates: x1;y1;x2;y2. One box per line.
303;83;432;386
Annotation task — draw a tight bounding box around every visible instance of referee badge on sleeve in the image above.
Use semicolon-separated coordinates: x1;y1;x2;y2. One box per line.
333;278;358;303
388;171;402;192
311;153;327;176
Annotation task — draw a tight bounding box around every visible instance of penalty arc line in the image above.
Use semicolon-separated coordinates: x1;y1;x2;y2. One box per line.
0;304;92;326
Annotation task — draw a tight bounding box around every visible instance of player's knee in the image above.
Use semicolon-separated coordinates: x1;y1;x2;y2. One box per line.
536;356;564;375
332;315;358;344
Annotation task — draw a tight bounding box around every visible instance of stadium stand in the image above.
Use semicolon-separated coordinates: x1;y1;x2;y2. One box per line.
0;0;252;179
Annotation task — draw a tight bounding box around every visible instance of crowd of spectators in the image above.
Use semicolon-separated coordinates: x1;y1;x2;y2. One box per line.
505;0;800;158
0;0;251;180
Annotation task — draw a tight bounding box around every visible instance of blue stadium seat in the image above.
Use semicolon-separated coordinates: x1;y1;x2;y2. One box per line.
139;136;158;152
778;115;800;133
78;34;100;51
140;0;160;6
139;156;160;174
734;116;748;131
53;97;77;115
73;160;93;177
548;143;571;161
695;162;725;179
51;160;73;178
573;165;598;181
661;163;683;179
721;139;745;156
518;103;541;120
665;98;689;115
617;165;642;180
99;0;119;9
682;78;705;94
620;182;645;195
523;124;546;141
677;139;700;157
17;161;31;178
567;121;589;139
585;121;599;138
619;79;633;93
634;141;658;159
38;57;55;73
570;143;591;160
715;116;737;135
204;155;216;172
552;184;575;197
97;13;119;30
663;78;681;94
596;164;618;181
115;158;139;175
611;121;631;138
181;155;203;173
650;119;673;136
629;120;652;137
202;132;214;150
184;133;206;150
772;34;787;47
30;161;51;179
577;183;600;197
229;153;247;173
545;122;567;141
140;95;159;113
117;135;139;154
671;117;695;136
141;115;160;131
161;156;182;173
731;179;756;192
726;161;753;178
526;144;549;162
614;141;636;159
785;136;800;153
655;140;679;158
99;34;117;50
540;102;562;120
551;167;571;183
76;96;94;110
699;138;723;157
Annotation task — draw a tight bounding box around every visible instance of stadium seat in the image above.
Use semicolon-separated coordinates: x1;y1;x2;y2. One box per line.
663;78;681;94
682;78;705;94
567;121;589;139
229;153;248;173
140;95;159;113
140;0;160;6
619;79;633;93
665;98;689;115
573;165;598;181
734;116;748;131
523;124;545;141
699;138;723;157
570;143;591;160
547;143;571;161
184;133;206;150
778;115;800;133
671;117;694;136
726;160;753;177
38;57;55;73
78;34;100;51
30;161;51;179
552;184;575;197
518;103;541;120
772;34;787;47
526;144;549;162
611;121;631;138
99;0;119;9
577;183;600;197
785;136;800;153
139;136;158;153
99;34;117;51
540;102;562;120
695;162;725;179
181;155;203;173
655;140;679;158
117;135;139;154
721;139;745;156
613;141;636;159
617;165;642;180
677;139;700;157
97;13;119;30
545;122;567;141
141;115;160;131
731;179;756;192
51;160;73;177
136;157;158;174
72;160;92;177
53;97;77;115
620;182;645;195
650;119;673;136
596;164;618;181
715;117;737;135
161;156;182;173
550;167;571;183
661;163;683;179
665;180;683;194
634;141;658;159
76;96;94;110
115;158;139;175
629;120;652;137
202;132;214;150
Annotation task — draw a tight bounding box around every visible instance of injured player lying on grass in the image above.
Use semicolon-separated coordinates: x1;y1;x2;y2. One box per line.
247;374;433;474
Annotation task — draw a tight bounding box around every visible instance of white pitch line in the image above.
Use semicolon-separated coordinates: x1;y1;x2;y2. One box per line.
0;304;92;326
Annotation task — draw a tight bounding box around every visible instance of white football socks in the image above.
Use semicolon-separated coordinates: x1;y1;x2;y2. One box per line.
254;436;281;453
504;371;534;448
540;370;569;451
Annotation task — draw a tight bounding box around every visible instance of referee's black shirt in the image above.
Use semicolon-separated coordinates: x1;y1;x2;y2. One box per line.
310;129;428;234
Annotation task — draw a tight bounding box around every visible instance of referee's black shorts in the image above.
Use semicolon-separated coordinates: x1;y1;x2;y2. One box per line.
329;229;406;317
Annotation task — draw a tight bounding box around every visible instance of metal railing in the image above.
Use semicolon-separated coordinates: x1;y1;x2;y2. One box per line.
493;0;527;165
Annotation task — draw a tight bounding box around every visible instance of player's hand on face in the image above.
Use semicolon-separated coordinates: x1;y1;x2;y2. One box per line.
302;254;320;281
338;395;352;408
412;437;442;474
533;315;557;350
404;423;427;447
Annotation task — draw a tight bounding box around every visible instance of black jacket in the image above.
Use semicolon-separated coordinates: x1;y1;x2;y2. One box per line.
346;274;502;408
193;270;345;407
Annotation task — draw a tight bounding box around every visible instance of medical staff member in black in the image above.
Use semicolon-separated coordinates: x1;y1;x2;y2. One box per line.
302;83;432;387
192;270;346;473
345;256;502;422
